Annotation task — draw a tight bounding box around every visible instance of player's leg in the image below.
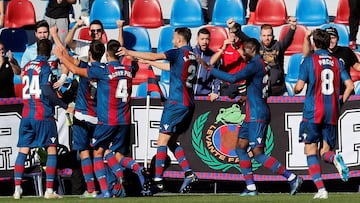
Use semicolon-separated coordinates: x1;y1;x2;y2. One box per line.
153;132;171;192
321;124;349;182
236;122;257;196
13;119;32;199
72;119;97;198
92;125;113;198
302;122;328;199
251;122;302;195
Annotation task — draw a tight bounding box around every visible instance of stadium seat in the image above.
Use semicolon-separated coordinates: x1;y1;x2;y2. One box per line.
130;0;163;28
354;81;360;95
0;28;28;63
320;23;349;47
211;0;246;26
350;52;360;82
90;0;122;29
279;24;307;55
4;0;36;28
136;81;168;98
77;27;108;43
170;0;204;27
334;0;349;25
285;53;303;96
295;0;329;26
253;0;287;26
203;25;228;51
157;26;176;53
123;26;152;52
241;25;261;42
160;69;170;84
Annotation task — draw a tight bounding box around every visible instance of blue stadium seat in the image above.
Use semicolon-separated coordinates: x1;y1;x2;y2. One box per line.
320;23;349;47
90;0;122;29
241;25;261;42
354;81;360;95
160;69;170;84
136;82;161;98
285;53;303;96
123;26;152;52
0;28;28;70
212;0;246;26
157;26;176;53
170;0;204;27
295;0;329;26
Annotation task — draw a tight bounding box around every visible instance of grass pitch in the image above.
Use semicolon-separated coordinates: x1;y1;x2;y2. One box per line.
1;193;360;203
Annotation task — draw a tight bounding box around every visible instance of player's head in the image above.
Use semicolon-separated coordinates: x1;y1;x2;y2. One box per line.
106;39;121;60
324;27;339;50
172;27;192;48
89;20;104;41
242;38;260;61
197;28;210;51
312;29;330;50
89;40;105;62
37;39;52;58
35;20;50;40
260;24;274;47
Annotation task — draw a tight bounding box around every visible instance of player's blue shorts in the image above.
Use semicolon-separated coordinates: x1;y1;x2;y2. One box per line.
299;121;336;149
160;103;194;135
238;121;268;149
72;117;96;151
92;124;128;154
18;118;58;148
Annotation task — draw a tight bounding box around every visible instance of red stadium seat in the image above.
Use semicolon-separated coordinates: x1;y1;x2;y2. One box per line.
253;0;287;26
77;27;108;43
279;24;307;55
4;0;36;28
203;25;228;52
121;57;155;85
334;0;349;25
130;0;163;28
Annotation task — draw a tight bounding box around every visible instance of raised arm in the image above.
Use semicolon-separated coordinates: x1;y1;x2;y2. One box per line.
117;20;125;46
138;59;170;71
302;29;313;57
8;51;21;75
54;47;87;77
118;47;167;61
65;20;84;51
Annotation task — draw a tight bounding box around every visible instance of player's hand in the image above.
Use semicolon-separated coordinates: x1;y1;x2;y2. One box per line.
223;39;232;49
305;29;313;39
75;19;85;28
208;93;219;102
117;47;128;56
226;18;236;29
116;20;125;28
7;50;13;61
53;73;67;89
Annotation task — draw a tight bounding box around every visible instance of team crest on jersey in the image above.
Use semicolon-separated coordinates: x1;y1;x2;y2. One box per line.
191;104;274;172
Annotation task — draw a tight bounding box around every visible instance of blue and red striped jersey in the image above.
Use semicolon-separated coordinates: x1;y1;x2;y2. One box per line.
74;61;98;117
299;49;350;125
211;55;270;122
164;45;197;107
22;56;55;120
87;61;135;126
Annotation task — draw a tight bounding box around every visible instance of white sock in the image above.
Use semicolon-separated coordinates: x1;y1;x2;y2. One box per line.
15;185;21;191
247;184;257;191
288;173;296;182
154;177;163;182
46;188;53;193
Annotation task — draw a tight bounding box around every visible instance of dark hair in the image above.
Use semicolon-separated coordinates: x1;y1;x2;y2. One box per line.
175;27;192;43
312;29;330;50
89;40;105;61
90;19;104;30
243;38;261;53
35;20;49;32
107;39;121;59
198;27;210;36
37;39;52;57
